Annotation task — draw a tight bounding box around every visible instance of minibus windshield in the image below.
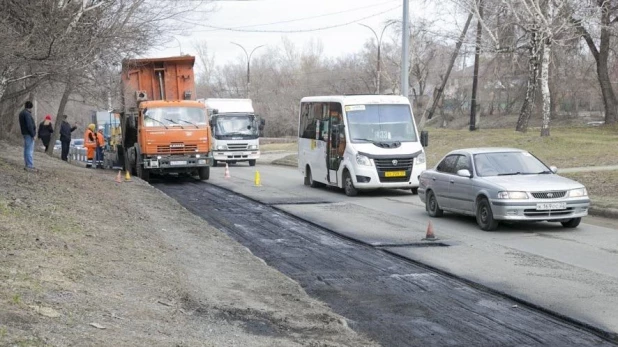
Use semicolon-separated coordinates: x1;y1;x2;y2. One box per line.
345;104;417;143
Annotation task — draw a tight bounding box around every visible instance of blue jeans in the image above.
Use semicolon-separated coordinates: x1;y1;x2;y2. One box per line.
23;135;34;168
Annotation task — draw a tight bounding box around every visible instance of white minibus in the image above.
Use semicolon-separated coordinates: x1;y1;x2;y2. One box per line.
298;95;428;196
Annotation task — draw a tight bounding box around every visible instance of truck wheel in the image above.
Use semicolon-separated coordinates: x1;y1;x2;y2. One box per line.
249;159;256;166
199;167;210;180
137;164;150;182
213;160;218;167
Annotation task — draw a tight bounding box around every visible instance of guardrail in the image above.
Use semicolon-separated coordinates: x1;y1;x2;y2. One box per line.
69;147;88;162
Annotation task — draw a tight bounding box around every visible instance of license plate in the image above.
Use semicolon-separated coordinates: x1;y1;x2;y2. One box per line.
385;171;406;177
170;160;187;166
536;202;566;210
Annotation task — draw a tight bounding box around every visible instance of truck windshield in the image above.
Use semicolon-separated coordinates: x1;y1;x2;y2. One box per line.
214;114;258;138
143;107;206;127
345;104;417;143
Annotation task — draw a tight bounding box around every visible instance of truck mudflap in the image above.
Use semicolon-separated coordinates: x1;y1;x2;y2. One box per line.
143;154;213;170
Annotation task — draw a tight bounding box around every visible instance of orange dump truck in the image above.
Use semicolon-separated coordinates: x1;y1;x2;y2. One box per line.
108;56;213;181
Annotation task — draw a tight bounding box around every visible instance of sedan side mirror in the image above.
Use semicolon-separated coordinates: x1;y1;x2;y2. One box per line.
457;169;472;178
550;166;558;174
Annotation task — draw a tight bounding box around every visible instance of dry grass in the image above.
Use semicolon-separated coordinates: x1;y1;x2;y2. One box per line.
261;142;297;152
423;125;618;168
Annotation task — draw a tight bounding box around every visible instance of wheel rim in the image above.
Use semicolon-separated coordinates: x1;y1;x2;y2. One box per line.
480;204;488;223
429;194;436;212
345;175;352;192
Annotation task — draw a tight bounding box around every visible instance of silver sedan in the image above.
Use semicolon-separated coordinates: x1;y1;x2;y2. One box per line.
418;148;590;231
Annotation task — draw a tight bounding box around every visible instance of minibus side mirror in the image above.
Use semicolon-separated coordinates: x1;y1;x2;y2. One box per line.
420;130;429;147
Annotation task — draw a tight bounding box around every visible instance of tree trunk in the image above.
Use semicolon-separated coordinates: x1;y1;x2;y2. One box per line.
516;28;541;133
46;83;72;156
540;39;551;137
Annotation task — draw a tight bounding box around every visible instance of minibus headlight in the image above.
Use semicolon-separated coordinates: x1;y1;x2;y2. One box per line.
415;152;426;165
356;154;372;166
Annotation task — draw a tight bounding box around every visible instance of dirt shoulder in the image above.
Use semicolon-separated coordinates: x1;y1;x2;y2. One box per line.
0;141;378;347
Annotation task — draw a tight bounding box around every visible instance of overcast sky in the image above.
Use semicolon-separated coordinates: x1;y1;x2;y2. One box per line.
146;0;450;68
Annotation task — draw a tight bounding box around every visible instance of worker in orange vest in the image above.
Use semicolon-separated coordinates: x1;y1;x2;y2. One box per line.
95;126;106;168
84;124;96;168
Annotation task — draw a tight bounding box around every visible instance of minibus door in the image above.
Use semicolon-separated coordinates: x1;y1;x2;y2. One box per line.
327;122;344;185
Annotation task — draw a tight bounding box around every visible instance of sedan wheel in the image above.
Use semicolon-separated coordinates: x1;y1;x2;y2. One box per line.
476;198;499;231
426;190;443;217
561;217;581;228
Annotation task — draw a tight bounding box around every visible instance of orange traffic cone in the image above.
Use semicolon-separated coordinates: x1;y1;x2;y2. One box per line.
224;163;231;179
124;170;132;182
422;220;437;241
115;170;122;183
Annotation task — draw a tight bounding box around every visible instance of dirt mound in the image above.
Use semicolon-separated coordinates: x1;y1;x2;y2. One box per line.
0;142;378;347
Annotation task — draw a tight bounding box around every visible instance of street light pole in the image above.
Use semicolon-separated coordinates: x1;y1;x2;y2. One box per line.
401;0;410;98
231;42;265;98
171;36;183;55
359;21;396;94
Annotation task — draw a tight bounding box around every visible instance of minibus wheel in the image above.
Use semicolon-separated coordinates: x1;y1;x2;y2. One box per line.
343;170;358;196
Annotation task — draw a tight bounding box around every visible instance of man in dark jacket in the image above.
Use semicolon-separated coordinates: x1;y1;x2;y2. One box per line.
59;114;77;161
37;114;54;151
19;101;36;170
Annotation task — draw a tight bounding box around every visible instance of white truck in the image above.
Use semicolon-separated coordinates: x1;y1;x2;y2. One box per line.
199;98;265;167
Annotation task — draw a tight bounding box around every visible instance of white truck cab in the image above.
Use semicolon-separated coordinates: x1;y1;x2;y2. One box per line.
298;95;428;196
198;98;265;167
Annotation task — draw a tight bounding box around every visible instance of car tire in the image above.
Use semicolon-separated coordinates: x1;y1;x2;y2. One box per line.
476;197;499;231
411;187;418;195
426;190;443;217
343;170;358;197
561;217;581;228
305;167;323;188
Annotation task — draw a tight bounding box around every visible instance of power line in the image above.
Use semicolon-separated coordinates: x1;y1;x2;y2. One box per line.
190;5;402;33
190;0;399;31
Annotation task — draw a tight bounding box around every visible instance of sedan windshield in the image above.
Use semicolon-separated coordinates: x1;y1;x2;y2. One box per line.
345;104;417;143
214;115;257;138
143;107;206;127
473;152;550;177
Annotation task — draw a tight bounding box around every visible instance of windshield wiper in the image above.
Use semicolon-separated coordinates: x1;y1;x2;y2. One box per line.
144;115;168;129
164;118;184;129
352;138;374;143
223;132;249;136
498;172;523;176
534;170;552;174
178;119;199;129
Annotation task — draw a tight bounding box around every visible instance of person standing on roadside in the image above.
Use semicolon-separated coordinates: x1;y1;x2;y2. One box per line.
60;114;77;162
84;124;96;168
19;101;37;171
95;126;105;168
37;114;54;151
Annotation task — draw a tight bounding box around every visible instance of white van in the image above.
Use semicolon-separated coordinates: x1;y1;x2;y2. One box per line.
298;95;428;196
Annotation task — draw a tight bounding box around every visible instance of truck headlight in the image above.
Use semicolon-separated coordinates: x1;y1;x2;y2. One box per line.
248;145;258;150
569;188;588;197
497;191;528;199
414;152;426;165
355;154;372;166
216;145;227;150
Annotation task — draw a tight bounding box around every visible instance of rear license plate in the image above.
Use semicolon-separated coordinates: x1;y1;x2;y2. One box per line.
385;171;406;177
170;160;187;166
536;202;566;210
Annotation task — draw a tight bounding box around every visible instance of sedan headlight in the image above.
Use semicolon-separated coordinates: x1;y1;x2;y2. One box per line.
248;145;258;150
569;188;588;197
497;191;529;199
355;153;372;166
414;152;426;165
216;145;227;150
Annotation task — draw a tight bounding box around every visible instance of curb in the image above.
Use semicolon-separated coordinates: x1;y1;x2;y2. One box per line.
589;206;618;219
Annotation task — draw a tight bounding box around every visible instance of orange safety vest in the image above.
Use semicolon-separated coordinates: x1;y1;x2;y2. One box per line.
96;132;105;147
84;129;96;148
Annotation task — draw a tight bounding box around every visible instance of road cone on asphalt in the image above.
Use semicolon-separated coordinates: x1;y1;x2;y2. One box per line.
124;170;132;182
254;170;262;186
224;163;231;179
422;220;437;241
115;170;122;183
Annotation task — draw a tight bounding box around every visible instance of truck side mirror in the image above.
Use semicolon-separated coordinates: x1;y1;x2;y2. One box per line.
420;130;429;147
258;118;265;131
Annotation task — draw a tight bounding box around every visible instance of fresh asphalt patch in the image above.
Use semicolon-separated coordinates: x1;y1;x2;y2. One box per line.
154;180;617;347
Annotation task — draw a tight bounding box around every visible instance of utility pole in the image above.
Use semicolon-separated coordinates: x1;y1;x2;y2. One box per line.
470;0;483;131
359;21;396;94
231;42;265;99
400;0;410;98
